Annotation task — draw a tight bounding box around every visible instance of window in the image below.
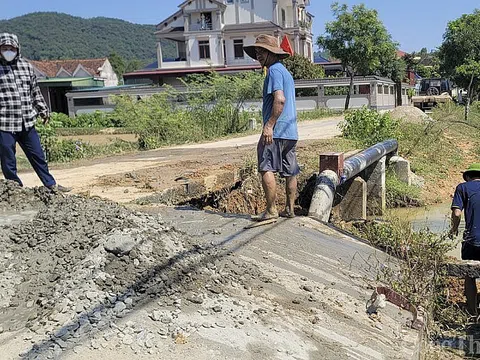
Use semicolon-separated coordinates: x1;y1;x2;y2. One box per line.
234;39;244;59
226;0;234;3
390;86;394;95
377;85;383;94
199;40;210;59
241;0;249;2
73;97;104;107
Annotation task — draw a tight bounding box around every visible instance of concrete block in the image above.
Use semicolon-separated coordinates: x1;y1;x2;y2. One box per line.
333;177;367;221
248;118;257;130
362;157;386;216
319;153;344;177
389;156;411;185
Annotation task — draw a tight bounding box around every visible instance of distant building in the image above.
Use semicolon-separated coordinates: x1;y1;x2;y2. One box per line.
27;58;118;114
124;0;315;86
314;55;343;77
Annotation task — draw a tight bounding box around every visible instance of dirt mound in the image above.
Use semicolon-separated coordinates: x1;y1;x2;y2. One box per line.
389;106;432;124
0;181;264;359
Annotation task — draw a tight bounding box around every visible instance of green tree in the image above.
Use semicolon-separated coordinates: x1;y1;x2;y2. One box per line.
317;3;398;109
378;51;407;105
109;52;126;79
0;13;158;60
282;54;325;96
439;9;480;120
125;59;143;73
282;54;325;79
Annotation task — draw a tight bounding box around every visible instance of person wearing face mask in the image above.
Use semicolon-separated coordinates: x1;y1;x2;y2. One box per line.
243;35;299;222
0;33;70;192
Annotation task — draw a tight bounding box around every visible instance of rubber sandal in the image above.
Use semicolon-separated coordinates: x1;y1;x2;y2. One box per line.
251;211;279;222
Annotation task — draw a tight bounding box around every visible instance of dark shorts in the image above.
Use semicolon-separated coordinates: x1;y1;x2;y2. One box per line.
462;241;480;261
257;138;300;178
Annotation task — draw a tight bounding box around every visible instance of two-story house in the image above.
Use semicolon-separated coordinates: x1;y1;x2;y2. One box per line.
124;0;314;85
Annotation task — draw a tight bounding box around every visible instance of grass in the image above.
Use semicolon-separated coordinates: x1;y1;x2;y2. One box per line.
17;139;137;171
298;108;342;121
386;170;422;208
56;127;136;136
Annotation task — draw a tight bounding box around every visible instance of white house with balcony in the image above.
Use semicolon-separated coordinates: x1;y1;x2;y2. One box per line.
124;0;314;85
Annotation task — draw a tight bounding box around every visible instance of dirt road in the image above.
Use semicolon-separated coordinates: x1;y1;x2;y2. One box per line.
15;118;342;203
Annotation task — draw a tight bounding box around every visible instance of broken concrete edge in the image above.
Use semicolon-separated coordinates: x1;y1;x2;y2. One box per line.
133;171;241;206
444;261;480;278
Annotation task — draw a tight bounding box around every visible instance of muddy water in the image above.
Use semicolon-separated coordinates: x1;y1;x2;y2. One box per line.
390;203;464;259
0;210;38;227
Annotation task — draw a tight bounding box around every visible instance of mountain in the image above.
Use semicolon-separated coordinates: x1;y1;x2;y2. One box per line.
0;12;175;61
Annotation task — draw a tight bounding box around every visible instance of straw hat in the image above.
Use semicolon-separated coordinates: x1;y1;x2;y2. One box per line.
243;34;290;60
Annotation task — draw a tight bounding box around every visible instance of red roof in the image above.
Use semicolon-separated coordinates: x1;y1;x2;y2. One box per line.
396;50;408;58
29;58;108;78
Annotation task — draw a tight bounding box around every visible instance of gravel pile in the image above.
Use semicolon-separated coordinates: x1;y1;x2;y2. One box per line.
389;106;432;124
0;181;264;359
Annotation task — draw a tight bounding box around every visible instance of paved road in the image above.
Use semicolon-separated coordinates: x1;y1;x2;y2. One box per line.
174;118;342;149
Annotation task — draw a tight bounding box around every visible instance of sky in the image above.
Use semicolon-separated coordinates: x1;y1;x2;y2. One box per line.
1;0;479;53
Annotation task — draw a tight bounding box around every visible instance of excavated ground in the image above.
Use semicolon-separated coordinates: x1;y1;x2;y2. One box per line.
0;181;268;359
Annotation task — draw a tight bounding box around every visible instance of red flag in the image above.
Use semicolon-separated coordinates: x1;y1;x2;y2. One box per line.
280;36;294;56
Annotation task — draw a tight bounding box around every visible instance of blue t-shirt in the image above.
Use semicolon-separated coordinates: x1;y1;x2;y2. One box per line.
262;62;298;140
452;181;480;245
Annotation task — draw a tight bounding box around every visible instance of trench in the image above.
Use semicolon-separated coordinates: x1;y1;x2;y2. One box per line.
176;173;317;217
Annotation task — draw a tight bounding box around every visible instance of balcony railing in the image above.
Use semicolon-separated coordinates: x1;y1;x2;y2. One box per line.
189;22;214;31
225;57;259;66
281;21;312;31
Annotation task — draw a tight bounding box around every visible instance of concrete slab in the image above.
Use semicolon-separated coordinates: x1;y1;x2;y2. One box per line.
136;206;422;360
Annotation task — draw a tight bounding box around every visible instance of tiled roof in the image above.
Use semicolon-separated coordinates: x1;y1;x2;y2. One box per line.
28;58;108;78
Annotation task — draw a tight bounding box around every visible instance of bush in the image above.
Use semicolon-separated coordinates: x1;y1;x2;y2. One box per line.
36;120;135;162
51;111;125;128
112;72;264;150
354;218;453;308
339;107;399;147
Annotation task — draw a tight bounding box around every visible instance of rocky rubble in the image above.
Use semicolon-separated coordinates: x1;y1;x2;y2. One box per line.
0;181;266;359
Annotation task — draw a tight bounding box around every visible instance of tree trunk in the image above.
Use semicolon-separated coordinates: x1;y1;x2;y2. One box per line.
345;72;354;110
465;73;475;121
395;81;402;107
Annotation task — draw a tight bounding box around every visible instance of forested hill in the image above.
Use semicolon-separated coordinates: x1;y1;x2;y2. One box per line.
0;12;172;61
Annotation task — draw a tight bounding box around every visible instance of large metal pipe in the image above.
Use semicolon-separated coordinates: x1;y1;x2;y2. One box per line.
308;139;398;223
342;139;398;182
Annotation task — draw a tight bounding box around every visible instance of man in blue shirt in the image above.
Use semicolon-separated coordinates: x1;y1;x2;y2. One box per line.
244;35;300;221
451;163;480;314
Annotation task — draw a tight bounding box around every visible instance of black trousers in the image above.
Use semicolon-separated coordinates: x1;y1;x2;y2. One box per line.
0;126;56;187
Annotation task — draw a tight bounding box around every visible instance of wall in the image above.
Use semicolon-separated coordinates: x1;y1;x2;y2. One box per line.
188;35;224;67
253;0;273;22
184;0;219;11
224;2;236;25
224;33;257;65
100;60;119;87
224;0;273;25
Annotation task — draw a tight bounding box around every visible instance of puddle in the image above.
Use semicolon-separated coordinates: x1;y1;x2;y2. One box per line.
0;210;38;227
390;203;464;259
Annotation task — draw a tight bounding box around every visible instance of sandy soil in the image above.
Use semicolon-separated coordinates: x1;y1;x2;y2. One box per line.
13;118;343;204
